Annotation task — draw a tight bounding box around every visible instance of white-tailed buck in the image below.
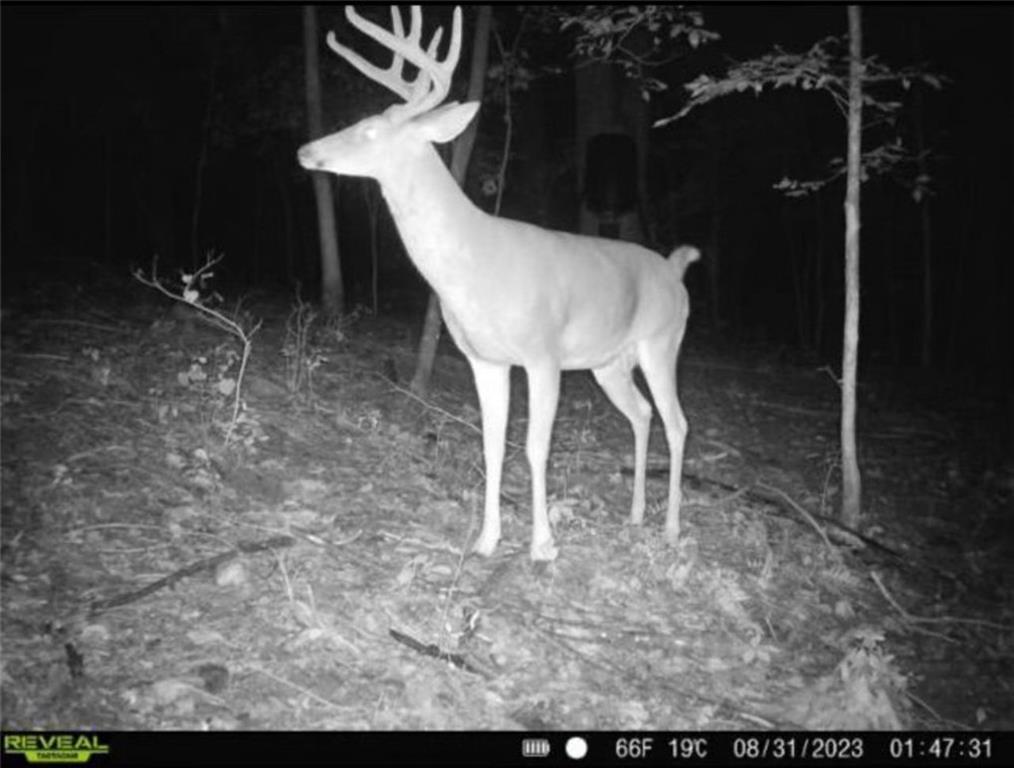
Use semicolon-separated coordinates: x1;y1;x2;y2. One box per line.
299;5;699;561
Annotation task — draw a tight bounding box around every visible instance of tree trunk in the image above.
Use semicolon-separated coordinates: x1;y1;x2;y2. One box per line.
365;182;380;315
410;5;493;396
841;5;863;527
133;157;176;265
707;209;721;330
707;170;722;328
918;187;933;367
886;191;902;365
277;161;296;283
814;195;826;354
489;27;516;216
104;133;113;265
191;57;217;269
303;4;344;318
251;171;263;274
911;25;934;368
575;61;648;243
947;177;972;367
786;209;807;348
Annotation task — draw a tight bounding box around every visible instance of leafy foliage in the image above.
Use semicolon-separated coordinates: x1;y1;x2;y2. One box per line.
663;35;944;125
550;5;720;98
773;137;933;199
658;33;947;197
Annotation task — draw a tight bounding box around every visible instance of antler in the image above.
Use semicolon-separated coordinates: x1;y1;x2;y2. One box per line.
326;5;463;121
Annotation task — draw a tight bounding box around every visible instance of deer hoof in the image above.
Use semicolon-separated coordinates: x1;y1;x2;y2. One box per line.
530;539;559;563
472;530;499;558
664;525;681;547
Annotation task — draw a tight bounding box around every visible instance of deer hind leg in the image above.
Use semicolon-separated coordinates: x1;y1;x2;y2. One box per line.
468;357;510;557
592;353;652;526
637;335;688;544
524;362;561;561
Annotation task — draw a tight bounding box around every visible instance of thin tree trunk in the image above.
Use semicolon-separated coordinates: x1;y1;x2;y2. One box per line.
191;58;217;269
887;191;902;365
277;163;296;283
410;5;492;396
708;173;722;328
635;67;655;248
947;178;971;367
918;193;933;366
366;183;380;315
785;210;809;349
841;5;863;527
490;27;515;216
303;4;344;317
104;133;113;264
803;222;815;352
814;195;825;354
252;172;262;272
912;56;934;368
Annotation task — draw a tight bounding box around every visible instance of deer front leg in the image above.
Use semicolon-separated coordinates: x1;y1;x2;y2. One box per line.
468;357;510;557
524;362;561;561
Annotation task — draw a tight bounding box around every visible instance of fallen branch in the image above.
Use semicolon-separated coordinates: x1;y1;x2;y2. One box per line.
89;535;296;617
388;628;491;678
757;480;837;556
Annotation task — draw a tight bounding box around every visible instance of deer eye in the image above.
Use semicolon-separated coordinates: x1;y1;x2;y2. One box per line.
361;124;378;141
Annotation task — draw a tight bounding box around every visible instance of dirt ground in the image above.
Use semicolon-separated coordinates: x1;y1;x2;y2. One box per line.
1;276;1011;732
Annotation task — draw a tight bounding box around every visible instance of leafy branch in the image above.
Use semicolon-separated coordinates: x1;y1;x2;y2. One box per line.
659;35;946;126
657;34;947;198
554;5;719;98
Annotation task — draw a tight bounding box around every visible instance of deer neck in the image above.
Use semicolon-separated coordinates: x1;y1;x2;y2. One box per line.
375;145;484;294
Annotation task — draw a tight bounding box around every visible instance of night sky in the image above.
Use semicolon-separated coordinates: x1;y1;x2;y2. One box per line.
2;4;1012;394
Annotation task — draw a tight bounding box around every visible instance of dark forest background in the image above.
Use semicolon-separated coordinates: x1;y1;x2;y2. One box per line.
3;4;1012;399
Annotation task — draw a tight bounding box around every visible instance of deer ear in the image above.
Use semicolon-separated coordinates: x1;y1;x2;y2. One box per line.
415;101;480;144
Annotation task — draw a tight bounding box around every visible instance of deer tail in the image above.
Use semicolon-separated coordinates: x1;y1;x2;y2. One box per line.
668;245;701;279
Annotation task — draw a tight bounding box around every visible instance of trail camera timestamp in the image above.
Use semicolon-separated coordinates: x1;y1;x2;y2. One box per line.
890;736;992;761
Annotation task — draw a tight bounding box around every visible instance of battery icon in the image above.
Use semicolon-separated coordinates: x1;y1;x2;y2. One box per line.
522;738;551;758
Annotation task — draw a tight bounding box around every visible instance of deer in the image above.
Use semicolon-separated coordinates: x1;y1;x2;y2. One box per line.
298;5;700;562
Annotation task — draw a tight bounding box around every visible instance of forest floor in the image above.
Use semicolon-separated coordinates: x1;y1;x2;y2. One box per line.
2;274;1012;736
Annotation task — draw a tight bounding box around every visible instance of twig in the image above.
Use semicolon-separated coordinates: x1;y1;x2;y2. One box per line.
755;400;836;418
905;691;971;730
870;571;1011;631
707;486;750;507
88;535;295;617
491;27;515;216
819;365;841;387
33;318;128;334
134;254;262;446
382;373;524;453
756;480;837;556
249;665;355;710
439;491;479;633
388;628;490;677
6;353;73;362
379;374;481;436
64;444;133;464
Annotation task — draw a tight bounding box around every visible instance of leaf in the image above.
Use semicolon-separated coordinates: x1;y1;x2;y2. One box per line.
187;628;227;646
151;678;193;706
